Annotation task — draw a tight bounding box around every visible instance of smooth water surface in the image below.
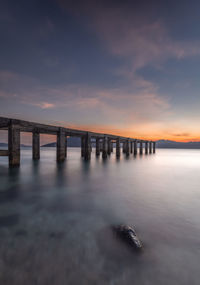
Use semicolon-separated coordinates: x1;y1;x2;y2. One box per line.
0;148;200;285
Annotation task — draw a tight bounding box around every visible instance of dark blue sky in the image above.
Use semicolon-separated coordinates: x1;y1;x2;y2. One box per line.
1;0;200;141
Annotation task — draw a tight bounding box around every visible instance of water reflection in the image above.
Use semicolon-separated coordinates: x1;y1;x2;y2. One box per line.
0;148;200;285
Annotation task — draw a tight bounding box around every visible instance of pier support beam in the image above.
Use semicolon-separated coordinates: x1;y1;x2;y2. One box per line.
102;136;108;159
111;141;113;153
125;139;130;156
153;142;156;153
140;141;143;155
134;140;137;155
96;138;100;156
130;141;133;154
116;138;120;158
123;142;126;153
145;141;148;154
8;123;20;167
32;131;40;160
149;141;152;154
65;137;67;157
107;138;112;155
57;128;66;162
84;133;91;160
81;136;85;157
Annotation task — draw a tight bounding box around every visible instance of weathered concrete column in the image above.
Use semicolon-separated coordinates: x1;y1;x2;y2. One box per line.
65;137;67;157
84;132;91;160
116;138;120;158
149;141;152;154
134;140;137;155
32;131;40;160
57;128;66;162
125;139;130;156
81;136;85;157
123;141;126;153
107;138;112;155
111;141;113;152
102;136;108;159
8;123;20;167
96;137;100;156
140;141;143;155
153;142;156;153
130;141;133;153
145;141;148;154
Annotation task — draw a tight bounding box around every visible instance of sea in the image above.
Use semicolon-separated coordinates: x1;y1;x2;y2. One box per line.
0;148;200;285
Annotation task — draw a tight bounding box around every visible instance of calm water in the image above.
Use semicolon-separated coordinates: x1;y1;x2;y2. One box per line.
0;148;200;285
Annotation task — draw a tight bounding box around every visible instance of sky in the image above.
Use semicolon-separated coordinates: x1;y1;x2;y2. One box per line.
1;0;200;143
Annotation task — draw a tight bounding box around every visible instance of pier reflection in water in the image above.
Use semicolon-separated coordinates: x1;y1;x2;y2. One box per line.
0;148;200;285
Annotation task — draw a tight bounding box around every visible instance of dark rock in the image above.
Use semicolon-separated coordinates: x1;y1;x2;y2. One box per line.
0;214;19;227
113;224;143;250
15;229;27;236
49;232;65;239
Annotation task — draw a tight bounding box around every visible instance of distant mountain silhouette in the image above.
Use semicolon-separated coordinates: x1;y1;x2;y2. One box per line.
156;140;200;149
1;139;200;149
42;137;81;147
0;142;30;147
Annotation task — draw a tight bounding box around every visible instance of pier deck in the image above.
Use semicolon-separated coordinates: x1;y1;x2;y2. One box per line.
0;117;156;166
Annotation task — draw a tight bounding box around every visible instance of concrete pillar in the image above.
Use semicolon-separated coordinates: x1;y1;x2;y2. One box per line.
84;132;91;160
130;141;133;153
65;137;67;157
8;123;20;167
149;141;152;154
134;140;137;155
81;136;85;157
125;139;130;156
111;141;113;153
102;136;108;159
57;128;66;162
140;141;143;155
116;138;120;158
96;137;100;156
107;138;111;155
145;141;148;154
123;141;126;153
32;131;40;160
153;142;156;153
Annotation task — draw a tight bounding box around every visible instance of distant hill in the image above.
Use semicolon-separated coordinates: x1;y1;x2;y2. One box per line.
0;143;30;147
42;137;81;147
156;140;200;149
1;139;200;149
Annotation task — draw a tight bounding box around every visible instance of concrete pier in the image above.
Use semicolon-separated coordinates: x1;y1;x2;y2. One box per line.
111;141;113;153
116;138;120;158
123;141;126;153
130;141;133;153
125;139;130;156
145;141;148;154
0;117;156;166
81;136;85;157
107;138;112;155
8;123;20;167
153;142;156;153
32;131;40;160
149;141;152;154
102;136;108;159
96;138;100;156
84;133;91;160
134;140;137;156
139;141;143;155
57;128;66;162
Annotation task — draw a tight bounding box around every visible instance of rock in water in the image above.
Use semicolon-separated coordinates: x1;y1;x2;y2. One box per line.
113;225;143;250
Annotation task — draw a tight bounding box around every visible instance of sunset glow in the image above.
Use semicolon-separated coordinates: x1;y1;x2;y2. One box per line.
1;0;200;143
